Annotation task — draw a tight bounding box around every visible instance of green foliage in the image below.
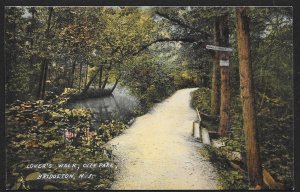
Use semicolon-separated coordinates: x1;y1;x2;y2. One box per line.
256;93;293;189
172;70;198;89
249;8;293;189
5;7;163;102
191;87;211;114
228;95;245;155
5;93;117;190
98;120;128;142
5;7;33;102
122;53;176;112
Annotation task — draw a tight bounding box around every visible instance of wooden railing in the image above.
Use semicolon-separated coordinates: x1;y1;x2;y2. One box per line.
195;108;202;142
192;107;213;145
192;107;203;142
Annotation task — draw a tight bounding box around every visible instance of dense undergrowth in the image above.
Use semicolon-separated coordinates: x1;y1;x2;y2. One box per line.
191;87;293;189
5;88;128;190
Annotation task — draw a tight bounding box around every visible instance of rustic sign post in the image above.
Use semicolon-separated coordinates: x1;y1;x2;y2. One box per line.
219;51;230;136
206;45;232;136
206;45;233;52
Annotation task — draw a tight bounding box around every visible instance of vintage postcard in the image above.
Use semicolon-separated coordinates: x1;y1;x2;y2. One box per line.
4;3;294;190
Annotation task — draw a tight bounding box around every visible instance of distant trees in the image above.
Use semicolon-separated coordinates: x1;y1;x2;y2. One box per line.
5;7;27;101
121;52;176;110
37;7;53;99
5;7;163;101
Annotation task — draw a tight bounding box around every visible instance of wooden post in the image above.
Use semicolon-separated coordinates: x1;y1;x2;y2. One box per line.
192;121;195;136
196;108;202;142
219;57;230;136
218;13;231;137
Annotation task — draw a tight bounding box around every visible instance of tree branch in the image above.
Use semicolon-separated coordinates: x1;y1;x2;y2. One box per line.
155;11;210;38
131;37;201;56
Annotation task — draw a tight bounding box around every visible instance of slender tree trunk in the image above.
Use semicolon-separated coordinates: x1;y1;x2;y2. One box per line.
219;14;231;136
110;75;121;94
41;60;48;99
236;7;263;187
37;59;46;99
101;64;112;90
98;65;103;88
70;59;76;88
78;62;83;91
93;79;97;89
37;7;53;99
101;76;109;90
84;63;88;87
37;59;49;99
29;7;35;67
28;8;37;97
211;17;221;115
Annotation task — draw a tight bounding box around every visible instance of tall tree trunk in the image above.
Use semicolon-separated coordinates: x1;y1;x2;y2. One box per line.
236;7;263;187
98;65;103;88
70;59;76;88
219;14;231;136
37;7;53;99
78;62;83;91
29;7;35;67
101;76;109;90
211;17;221;115
37;59;46;99
84;63;88;87
28;7;37;97
41;60;48;99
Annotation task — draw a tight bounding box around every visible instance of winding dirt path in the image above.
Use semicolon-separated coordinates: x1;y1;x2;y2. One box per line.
108;88;219;190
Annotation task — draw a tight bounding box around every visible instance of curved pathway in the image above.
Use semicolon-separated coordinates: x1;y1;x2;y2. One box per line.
108;88;219;190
